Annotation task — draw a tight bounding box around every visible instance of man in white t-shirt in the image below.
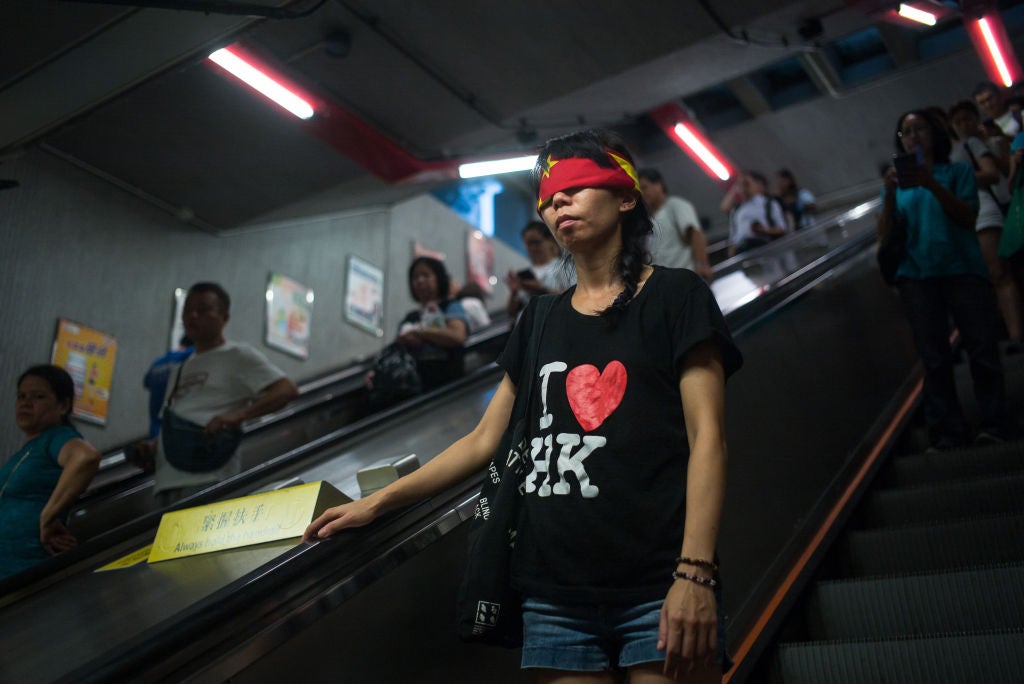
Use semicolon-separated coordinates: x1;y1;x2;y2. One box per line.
639;168;713;281
721;171;790;257
975;81;1022;138
134;282;299;505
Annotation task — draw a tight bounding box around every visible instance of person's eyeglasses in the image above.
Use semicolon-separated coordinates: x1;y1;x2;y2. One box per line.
898;125;929;137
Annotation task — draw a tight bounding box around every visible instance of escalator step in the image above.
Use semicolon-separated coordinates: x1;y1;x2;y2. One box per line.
773;630;1024;684
878;441;1024;488
837;513;1024;576
805;564;1024;640
858;473;1024;528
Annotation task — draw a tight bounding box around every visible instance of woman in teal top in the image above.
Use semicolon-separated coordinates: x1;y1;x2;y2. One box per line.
878;109;1010;450
0;365;101;579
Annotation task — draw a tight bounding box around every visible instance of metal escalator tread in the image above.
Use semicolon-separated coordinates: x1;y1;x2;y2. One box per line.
804;563;1024;640
837;512;1024;576
857;472;1024;527
773;629;1024;684
877;441;1024;488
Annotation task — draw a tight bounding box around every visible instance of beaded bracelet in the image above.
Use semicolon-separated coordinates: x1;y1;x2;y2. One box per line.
674;556;719;574
672;569;718;588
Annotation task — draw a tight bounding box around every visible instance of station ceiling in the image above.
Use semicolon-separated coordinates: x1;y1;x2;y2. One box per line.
2;1;886;230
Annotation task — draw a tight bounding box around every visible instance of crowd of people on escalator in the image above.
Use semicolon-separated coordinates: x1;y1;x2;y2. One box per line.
877;80;1024;452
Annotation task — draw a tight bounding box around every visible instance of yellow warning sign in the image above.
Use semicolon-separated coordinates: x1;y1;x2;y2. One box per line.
148;481;350;563
95;544;154;572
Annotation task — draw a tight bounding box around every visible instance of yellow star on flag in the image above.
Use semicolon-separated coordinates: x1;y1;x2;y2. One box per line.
542;156;559;179
607;151;640;191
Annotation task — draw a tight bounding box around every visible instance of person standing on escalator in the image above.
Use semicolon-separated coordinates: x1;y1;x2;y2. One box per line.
878;109;1011;450
130;282;298;506
307;129;742;682
1;365;100;579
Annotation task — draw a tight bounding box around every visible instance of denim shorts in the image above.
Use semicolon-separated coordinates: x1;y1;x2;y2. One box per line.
521;592;729;672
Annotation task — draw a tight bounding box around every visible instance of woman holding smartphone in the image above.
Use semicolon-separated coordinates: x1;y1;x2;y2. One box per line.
879;109;1011;450
506;220;575;319
309;129;742;682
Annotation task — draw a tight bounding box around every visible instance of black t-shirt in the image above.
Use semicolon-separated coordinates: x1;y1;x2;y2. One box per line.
497;266;742;604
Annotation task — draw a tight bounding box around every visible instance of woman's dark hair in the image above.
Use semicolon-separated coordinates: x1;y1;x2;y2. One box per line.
894;109;952;163
408;256;451;304
18;364;75;425
532;128;653;323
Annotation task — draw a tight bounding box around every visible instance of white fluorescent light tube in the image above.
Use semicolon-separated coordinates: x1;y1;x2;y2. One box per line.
209;47;315;120
458;155;537;178
978;18;1014;87
672;123;731;181
898;4;936;26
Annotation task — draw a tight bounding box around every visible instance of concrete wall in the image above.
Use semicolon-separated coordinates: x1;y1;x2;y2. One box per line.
0;149;525;458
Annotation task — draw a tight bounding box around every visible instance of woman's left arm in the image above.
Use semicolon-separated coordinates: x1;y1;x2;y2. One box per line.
39;438;101;555
415;318;468;348
659;340;727;677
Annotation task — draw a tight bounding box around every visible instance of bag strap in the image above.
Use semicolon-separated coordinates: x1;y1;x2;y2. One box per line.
508;295;558;427
963;141;1008;217
164;361;185;411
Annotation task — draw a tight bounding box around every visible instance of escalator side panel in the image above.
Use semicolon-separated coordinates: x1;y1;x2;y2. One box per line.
717;250;918;637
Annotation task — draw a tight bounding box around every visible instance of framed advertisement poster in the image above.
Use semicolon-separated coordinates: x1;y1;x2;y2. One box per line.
50;318;118;425
265;273;313;359
467;229;495;294
344;255;384;337
168;287;188;350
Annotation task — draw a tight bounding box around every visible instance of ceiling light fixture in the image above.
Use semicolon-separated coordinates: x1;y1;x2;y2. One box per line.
458;155;537;179
648;102;735;182
208;46;315;120
672;123;732;181
896;4;936;26
976;17;1014;87
963;10;1021;89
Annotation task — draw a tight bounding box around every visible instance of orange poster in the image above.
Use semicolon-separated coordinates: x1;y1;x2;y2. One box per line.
50;318;118;425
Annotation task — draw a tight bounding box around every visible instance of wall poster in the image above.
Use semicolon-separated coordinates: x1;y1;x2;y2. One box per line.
344;255;385;337
265;273;313;359
466;229;495;294
168;287;188;350
50;318;118;425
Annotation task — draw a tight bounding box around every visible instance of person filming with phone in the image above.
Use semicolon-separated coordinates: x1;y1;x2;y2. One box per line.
878;109;1011;451
505;221;575;320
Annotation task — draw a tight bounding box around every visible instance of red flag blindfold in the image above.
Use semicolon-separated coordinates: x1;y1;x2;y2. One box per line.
537;151;641;211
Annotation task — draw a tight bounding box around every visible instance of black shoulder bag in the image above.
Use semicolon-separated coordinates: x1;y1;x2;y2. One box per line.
455;294;557;648
160;362;243;472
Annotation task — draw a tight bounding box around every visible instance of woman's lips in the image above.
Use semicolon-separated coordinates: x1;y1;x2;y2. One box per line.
556;215;579;230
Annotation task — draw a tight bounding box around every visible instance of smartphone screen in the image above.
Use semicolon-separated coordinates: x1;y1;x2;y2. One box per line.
517;268;535;280
893;152;921;188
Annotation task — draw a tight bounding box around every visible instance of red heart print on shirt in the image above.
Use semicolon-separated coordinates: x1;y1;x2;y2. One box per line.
566;361;627;432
